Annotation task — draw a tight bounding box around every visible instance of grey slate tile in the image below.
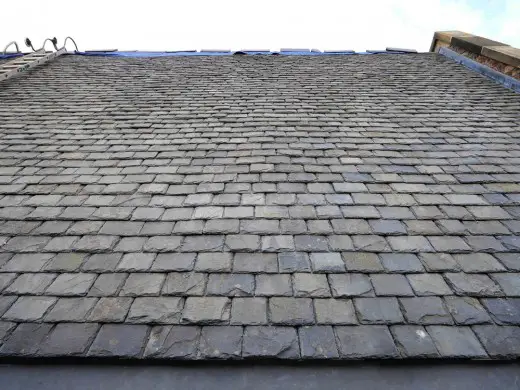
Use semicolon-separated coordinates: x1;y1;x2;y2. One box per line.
88;324;149;357
426;326;487;358
243;326;299;359
0;323;54;356
299;326;339;359
38;323;99;356
335;326;399;358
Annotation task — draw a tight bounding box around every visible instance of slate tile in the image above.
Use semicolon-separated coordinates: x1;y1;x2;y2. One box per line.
163;272;206;296
329;273;373;297
82;253;122;272
5;273;57;295
0;323;54;356
88;273;127;296
233;253;278;273
2;296;57;321
45;297;98;322
195;252;232;272
342;252;383;272
354;297;404;324
88;297;133;322
407;274;452;296
299;326;339;359
371;274;414;296
335;326;399;358
152;253;196;271
400;297;452;325
256;274;292;296
230;297;267;325
278;252;311;272
38;323;99;356
390;325;439;358
444;296;492;325
445;273;502;297
309;252;345;272
243;326;299;359
269;297;314;325
426;326;487;358
120;273;165;296
46;273;97;296
199;326;243;358
127;297;183;324
380;253;424;273
481;298;520;325
473;325;520;358
314;298;357;325
88;324;149;357
181;297;231;324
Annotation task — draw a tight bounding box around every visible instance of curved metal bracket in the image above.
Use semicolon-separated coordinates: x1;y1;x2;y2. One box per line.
41;37;58;52
2;41;21;55
62;36;79;52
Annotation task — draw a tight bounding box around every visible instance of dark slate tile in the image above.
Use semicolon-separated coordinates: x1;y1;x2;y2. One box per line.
144;325;200;359
299;326;339;359
390;325;439;358
38;323;99;356
88;324;149;357
481;298;520;325
426;326;487;358
243;326;299;359
473;325;520;358
335;326;399;358
199;326;243;359
0;323;53;356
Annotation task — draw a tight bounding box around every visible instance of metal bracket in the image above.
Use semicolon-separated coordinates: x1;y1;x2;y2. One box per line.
63;37;79;52
41;37;58;52
2;41;20;55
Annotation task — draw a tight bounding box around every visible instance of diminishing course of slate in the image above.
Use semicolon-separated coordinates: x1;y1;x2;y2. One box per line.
0;53;520;360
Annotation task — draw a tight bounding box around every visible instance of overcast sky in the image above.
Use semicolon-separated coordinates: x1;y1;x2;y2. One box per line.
2;0;519;53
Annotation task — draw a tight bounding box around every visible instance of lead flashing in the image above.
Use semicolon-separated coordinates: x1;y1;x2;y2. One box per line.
439;47;520;93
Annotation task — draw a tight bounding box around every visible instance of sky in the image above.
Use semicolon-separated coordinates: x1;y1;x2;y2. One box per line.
2;0;519;53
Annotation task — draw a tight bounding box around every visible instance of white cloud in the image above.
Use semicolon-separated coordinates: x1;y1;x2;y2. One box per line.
1;0;518;52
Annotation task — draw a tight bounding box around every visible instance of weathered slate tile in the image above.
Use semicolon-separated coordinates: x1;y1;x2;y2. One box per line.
390;325;439;358
243;326;299;359
231;297;267;325
354;298;404;324
2;296;57;321
314;299;357;325
269;297;314;325
199;326;243;358
256;274;292;296
299;326;339;359
481;298;520;325
426;326;487;358
127;297;183;324
400;297;453;325
0;323;54;356
181;297;231;324
38;323;99;356
335;326;399;358
88;297;133;322
88;324;149;357
120;273;165;296
45;297;98;322
473;325;520;358
144;325;200;358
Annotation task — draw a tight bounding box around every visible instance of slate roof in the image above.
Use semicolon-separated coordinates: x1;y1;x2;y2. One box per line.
0;53;520;360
